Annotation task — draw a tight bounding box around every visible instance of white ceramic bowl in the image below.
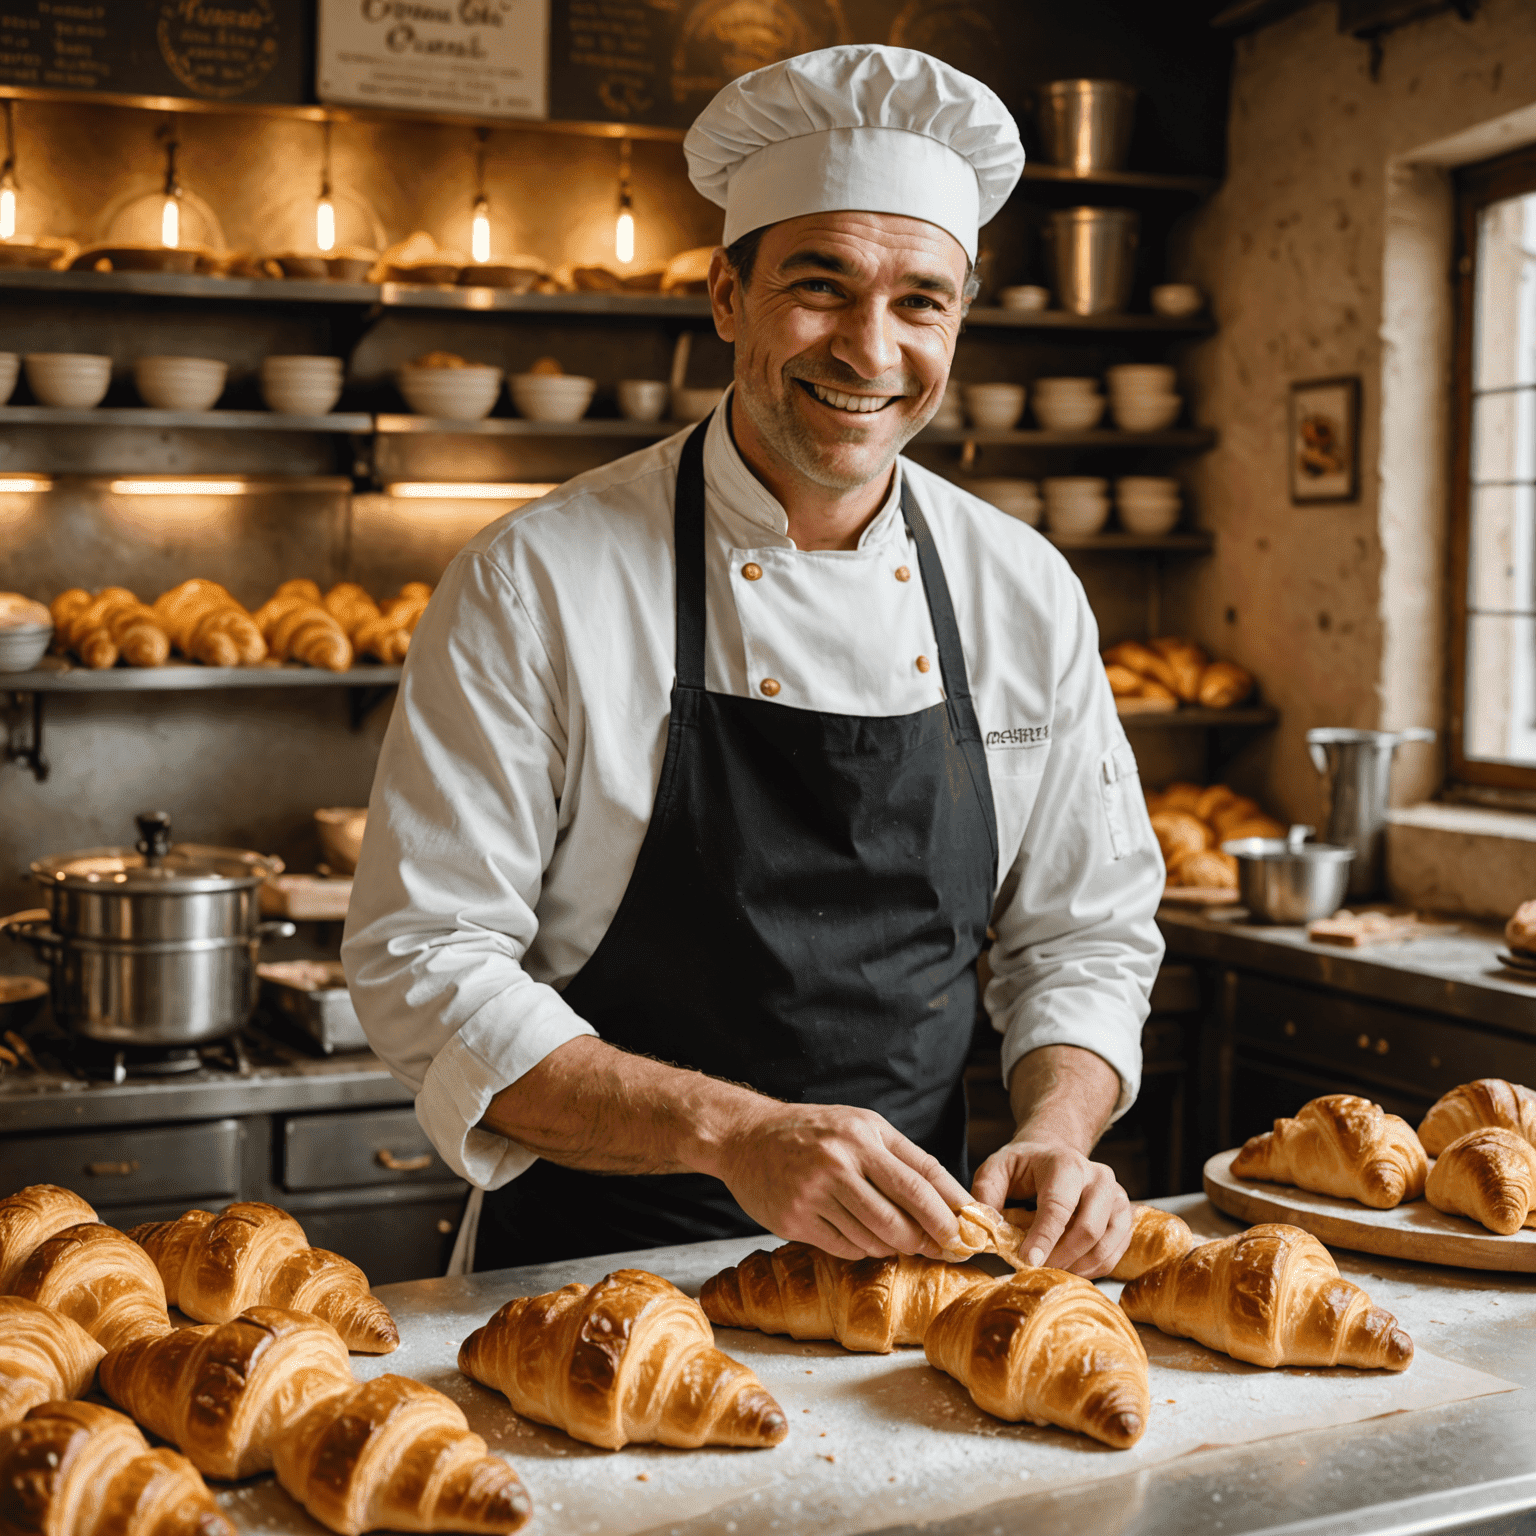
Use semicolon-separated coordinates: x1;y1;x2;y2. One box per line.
1112;395;1183;432
998;285;1050;311
1107;364;1178;394
1032;376;1100;395
618;379;670;422
398;365;504;421
963;383;1026;431
1117;500;1181;536
25;353;112;409
1151;283;1204;317
964;477;1042;526
261;355;344;375
673;386;726;422
1117;475;1180;497
134;356;227;412
0;623;52;672
929;387;964;429
1033;393;1107;431
0;353;17;405
510;373;596;423
1043;497;1111;537
261;378;345;416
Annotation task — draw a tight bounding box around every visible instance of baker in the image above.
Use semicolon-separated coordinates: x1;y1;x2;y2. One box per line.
343;45;1164;1276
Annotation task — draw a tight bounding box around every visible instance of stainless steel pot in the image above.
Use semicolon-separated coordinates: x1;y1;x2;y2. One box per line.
0;811;293;1045
1222;824;1356;925
1046;207;1139;316
1036;79;1138;174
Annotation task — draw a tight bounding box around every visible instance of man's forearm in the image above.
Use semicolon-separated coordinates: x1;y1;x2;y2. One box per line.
1007;1044;1122;1153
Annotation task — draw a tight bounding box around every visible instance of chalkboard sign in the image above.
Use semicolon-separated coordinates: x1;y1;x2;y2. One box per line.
0;0;310;104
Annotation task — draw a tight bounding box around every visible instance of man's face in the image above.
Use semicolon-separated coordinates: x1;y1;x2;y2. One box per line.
709;211;969;494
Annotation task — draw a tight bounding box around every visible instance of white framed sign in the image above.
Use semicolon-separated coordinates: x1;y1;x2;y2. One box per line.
318;0;549;119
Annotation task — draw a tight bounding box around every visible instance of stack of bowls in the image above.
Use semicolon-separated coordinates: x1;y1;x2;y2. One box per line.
1031;377;1105;431
964;477;1041;526
617;379;669;422
510;371;596;423
134;356;227;412
1115;476;1182;535
997;285;1050;312
1106;364;1182;431
1042;476;1110;537
929;386;963;429
0;600;52;673
261;356;345;416
25;353;111;409
963;382;1026;431
398;362;503;421
0;353;18;405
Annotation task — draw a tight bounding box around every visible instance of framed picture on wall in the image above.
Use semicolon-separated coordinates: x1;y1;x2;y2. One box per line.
1290;376;1361;503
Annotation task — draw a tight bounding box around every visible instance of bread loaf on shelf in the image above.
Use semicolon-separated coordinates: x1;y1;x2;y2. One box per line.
129;1201;399;1353
1418;1079;1536;1156
923;1269;1150;1447
152;579;268;667
0;1184;97;1292
0;1294;106;1430
10;1222;172;1352
1424;1126;1536;1234
253;579;353;672
700;1242;990;1353
50;587;171;669
459;1268;787;1450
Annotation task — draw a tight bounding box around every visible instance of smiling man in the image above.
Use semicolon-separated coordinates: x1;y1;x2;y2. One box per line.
343;46;1165;1277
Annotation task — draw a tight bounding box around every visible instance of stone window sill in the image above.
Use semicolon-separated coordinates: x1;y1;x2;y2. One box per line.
1386;802;1536;922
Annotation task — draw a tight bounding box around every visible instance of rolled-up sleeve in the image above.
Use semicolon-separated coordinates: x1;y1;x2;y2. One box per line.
341;548;596;1189
984;583;1165;1121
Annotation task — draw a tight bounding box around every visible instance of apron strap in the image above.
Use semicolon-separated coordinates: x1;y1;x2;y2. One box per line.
900;476;981;733
673;416;712;691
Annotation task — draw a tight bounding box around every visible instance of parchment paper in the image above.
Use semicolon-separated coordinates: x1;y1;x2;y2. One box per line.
215;1207;1519;1536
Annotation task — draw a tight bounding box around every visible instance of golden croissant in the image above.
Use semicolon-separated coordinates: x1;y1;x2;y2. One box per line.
152;579;267;667
0;1399;234;1536
11;1223;172;1353
700;1242;990;1354
271;1374;533;1536
1425;1127;1536;1234
937;1201;1030;1267
253;581;353;671
924;1269;1150;1448
0;1183;97;1292
323;581;425;664
1109;1205;1198;1281
1119;1222;1413;1370
129;1201;399;1353
1230;1093;1428;1208
49;587;170;670
99;1305;355;1480
458;1268;787;1451
1418;1079;1536;1156
0;1295;106;1430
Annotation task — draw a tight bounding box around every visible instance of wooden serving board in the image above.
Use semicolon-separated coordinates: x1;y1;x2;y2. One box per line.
1159;885;1241;906
1203;1147;1536;1272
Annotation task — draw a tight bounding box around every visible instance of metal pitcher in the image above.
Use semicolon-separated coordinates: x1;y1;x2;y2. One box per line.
1305;728;1435;898
1046;207;1139;316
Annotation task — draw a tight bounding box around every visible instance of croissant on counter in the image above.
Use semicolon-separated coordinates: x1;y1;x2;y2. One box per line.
1109;1205;1198;1281
936;1201;1030;1267
129;1201;399;1353
10;1223;172;1353
923;1270;1150;1448
1119;1222;1413;1370
1418;1079;1536;1156
271;1374;533;1536
0;1184;97;1292
253;580;353;672
700;1242;989;1354
99;1305;354;1479
1230;1093;1428;1208
0;1399;234;1536
1424;1127;1536;1234
459;1268;787;1451
50;587;171;670
153;579;267;667
0;1295;105;1430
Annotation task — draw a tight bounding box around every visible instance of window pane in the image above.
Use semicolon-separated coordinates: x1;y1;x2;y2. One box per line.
1468;483;1536;614
1473;194;1536;393
1465;612;1536;766
1470;383;1535;487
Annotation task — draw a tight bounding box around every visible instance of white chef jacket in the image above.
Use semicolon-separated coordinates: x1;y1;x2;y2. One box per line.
342;396;1165;1190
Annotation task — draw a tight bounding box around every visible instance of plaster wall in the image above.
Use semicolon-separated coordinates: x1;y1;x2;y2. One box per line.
1169;0;1536;823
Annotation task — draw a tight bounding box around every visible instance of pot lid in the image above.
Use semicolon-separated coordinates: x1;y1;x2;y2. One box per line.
31;812;282;893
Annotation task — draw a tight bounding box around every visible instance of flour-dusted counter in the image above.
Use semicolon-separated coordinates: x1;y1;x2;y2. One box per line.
213;1195;1533;1536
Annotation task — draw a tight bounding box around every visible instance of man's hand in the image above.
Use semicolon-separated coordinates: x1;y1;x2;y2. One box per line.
703;1101;969;1262
971;1043;1132;1278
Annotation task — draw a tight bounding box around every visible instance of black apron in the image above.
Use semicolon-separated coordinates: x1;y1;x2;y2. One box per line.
476;418;998;1268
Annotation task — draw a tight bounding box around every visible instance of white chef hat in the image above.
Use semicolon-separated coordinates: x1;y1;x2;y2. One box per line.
684;45;1023;263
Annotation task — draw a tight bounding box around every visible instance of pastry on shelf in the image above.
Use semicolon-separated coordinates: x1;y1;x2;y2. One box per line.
923;1269;1150;1447
0;1294;106;1430
459;1268;787;1450
129;1200;399;1353
1507;900;1536;956
699;1242;990;1353
50;587;171;669
0;1399;235;1536
1109;1204;1198;1281
1230;1093;1428;1208
272;1375;534;1536
1419;1078;1536;1155
0;1183;98;1291
1103;636;1257;713
1144;781;1286;889
0;592;52;628
1119;1222;1413;1370
1148;636;1208;702
661;246;714;295
323;581;430;665
10;1222;174;1351
253;579;354;672
153;579;268;667
1424;1126;1536;1234
1199;659;1255;709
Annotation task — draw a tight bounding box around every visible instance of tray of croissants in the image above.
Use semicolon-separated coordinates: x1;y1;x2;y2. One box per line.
1104;636;1256;714
0;1165;1458;1536
1207;1080;1536;1272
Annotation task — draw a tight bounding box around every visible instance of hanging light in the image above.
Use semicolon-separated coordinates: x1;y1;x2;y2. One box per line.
0;101;18;242
614;137;634;267
160;131;181;249
315;120;336;253
471;128;491;264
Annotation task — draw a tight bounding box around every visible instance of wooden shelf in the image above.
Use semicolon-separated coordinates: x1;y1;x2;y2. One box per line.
6;661;402;692
1048;531;1213;553
372;414;679;438
1117;706;1278;729
0;405;372;433
919;426;1216;449
964;307;1213;334
1016;163;1217;197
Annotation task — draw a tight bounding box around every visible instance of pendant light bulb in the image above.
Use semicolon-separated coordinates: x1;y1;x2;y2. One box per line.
316;195;336;252
0;101;16;242
0;184;15;242
161;193;180;249
614;137;634;267
471;195;491;264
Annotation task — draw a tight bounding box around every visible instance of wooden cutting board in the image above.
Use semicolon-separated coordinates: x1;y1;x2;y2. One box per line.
1203;1147;1536;1272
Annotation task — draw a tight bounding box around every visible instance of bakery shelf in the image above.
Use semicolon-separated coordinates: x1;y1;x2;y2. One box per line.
1116;706;1278;729
964;308;1214;334
1016;164;1218;197
1047;531;1214;553
372;415;681;438
0;406;373;433
918;426;1218;448
377;286;712;318
4;661;403;692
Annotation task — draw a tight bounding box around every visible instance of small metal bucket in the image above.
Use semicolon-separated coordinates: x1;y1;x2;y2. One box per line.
1037;80;1138;174
1047;207;1140;316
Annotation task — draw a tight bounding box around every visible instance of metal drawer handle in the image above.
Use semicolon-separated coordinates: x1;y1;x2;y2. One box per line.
375;1148;432;1173
84;1159;139;1177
